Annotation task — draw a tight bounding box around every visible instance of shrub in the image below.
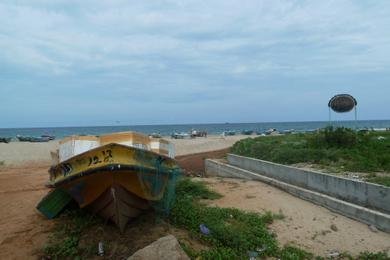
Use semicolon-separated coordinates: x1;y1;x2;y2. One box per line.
309;126;358;148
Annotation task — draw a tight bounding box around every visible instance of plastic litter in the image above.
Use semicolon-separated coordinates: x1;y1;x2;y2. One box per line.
256;245;267;252
369;224;378;232
328;251;339;258
98;241;104;256
199;224;210;235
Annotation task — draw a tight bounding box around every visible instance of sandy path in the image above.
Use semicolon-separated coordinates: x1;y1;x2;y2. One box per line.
0;164;53;259
0;142;59;165
203;177;390;257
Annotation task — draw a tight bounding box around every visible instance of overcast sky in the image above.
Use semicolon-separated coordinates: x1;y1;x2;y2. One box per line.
1;0;389;128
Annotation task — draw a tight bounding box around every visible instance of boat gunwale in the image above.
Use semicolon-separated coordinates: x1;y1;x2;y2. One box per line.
50;163;180;187
50;142;179;187
56;142;176;165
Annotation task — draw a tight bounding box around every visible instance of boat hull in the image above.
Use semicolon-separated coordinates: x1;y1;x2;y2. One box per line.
49;143;179;231
87;184;150;232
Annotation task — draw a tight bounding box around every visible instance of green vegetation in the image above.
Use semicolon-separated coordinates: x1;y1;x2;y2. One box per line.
42;178;390;259
170;178;313;259
231;127;390;186
170;178;390;259
43;208;103;259
0;161;4;166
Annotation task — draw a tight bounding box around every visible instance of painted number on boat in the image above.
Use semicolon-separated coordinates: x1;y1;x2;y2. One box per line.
88;149;113;166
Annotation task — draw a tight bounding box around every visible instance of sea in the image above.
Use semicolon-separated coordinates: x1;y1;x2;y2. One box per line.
0;120;389;139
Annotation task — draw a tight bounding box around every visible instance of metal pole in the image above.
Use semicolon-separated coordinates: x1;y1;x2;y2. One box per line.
355;106;358;130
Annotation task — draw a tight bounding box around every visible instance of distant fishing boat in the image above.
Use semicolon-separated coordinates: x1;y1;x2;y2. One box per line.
241;130;254;135
281;129;295;135
255;131;265;136
190;130;207;138
41;134;56;140
16;135;51;142
0;137;12;143
265;128;278;135
171;132;190;139
16;135;31;142
17;136;50;142
37;132;179;232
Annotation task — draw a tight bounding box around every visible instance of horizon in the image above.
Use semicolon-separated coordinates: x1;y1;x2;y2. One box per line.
1;118;389;130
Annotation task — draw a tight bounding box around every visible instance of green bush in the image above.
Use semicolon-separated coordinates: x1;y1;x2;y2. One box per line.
231;127;390;176
309;126;358;148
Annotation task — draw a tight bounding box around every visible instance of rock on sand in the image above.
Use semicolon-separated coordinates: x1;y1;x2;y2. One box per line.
127;235;189;260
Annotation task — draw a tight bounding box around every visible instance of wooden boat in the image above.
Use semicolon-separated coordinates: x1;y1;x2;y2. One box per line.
190;130;207;138
41;134;56;140
0;137;12;143
16;135;32;142
171;132;190;139
241;130;254;135
45;132;179;232
16;135;50;142
222;130;236;136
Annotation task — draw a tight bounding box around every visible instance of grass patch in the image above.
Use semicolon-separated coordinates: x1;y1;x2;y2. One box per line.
231;127;390;176
169;178;312;259
42;178;390;259
0;161;4;166
43;207;103;259
366;176;390;187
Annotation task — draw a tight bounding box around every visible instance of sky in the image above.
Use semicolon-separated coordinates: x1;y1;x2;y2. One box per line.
0;0;389;128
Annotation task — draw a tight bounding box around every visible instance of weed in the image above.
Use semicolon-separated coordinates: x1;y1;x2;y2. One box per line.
231;128;390;175
357;251;390;260
175;178;222;200
366;176;390;187
279;245;314;259
43;208;102;259
170;178;309;259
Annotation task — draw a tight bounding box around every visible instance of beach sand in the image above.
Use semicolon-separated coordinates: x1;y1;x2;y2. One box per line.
0;135;253;259
0;135;250;165
0;135;389;258
203;178;390;257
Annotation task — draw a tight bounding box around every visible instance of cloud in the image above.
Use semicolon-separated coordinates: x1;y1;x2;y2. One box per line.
0;0;389;126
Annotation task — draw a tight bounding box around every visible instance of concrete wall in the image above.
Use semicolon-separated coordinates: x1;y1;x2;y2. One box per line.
227;154;390;214
205;159;390;233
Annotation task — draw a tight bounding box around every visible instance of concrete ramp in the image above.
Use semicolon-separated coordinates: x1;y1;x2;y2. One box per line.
205;159;390;234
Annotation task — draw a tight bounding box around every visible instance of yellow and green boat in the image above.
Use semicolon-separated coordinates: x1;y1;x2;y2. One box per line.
38;132;180;232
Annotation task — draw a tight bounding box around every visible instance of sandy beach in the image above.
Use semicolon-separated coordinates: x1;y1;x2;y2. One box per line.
0;135;389;258
0;135;250;166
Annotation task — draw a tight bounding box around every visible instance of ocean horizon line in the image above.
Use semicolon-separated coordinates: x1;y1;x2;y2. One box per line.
2;118;390;130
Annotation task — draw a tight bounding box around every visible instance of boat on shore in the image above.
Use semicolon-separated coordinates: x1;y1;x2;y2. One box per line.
241;130;254;135
190;129;207;138
0;137;12;143
16;135;51;142
222;130;236;136
38;132;179;232
171;132;190;139
41;134;56;140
